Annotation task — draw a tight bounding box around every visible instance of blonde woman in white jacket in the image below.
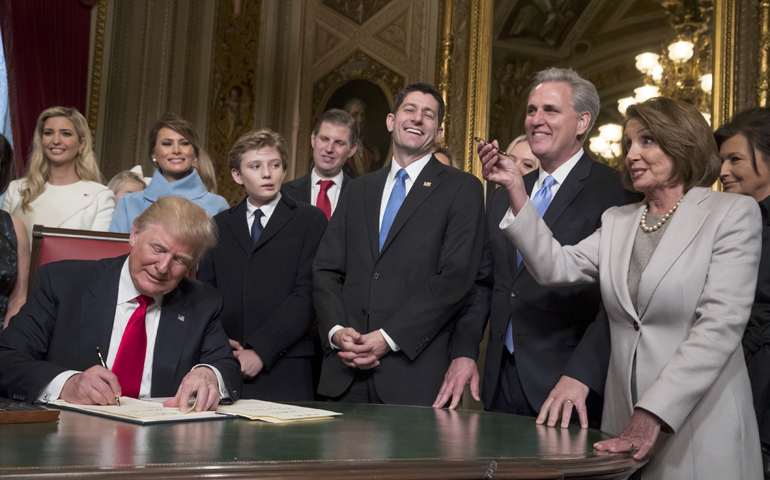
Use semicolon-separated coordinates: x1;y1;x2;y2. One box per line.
2;107;114;243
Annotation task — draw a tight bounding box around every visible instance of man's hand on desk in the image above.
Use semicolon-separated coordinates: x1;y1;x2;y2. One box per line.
333;327;378;369
163;367;220;412
60;366;122;405
432;357;480;409
537;375;590;429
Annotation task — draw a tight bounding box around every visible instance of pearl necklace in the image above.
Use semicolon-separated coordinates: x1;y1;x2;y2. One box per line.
640;198;683;233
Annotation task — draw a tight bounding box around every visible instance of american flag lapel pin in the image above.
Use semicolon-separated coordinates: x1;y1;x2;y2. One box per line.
177;314;185;322
423;182;431;187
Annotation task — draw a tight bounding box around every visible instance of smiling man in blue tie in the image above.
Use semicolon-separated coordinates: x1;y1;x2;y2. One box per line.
313;83;485;406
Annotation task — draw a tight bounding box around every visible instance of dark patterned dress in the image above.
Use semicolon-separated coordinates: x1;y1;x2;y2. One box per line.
0;210;18;320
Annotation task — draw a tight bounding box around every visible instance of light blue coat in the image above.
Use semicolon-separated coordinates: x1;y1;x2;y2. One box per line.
109;169;229;233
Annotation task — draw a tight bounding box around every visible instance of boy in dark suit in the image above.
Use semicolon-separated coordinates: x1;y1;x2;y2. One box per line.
198;129;327;401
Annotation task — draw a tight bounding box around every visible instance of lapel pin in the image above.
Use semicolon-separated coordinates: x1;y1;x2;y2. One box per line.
177;314;185;322
423;182;431;187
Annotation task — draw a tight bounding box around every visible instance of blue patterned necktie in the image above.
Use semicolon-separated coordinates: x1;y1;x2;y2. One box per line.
379;168;409;251
251;209;264;246
507;175;556;354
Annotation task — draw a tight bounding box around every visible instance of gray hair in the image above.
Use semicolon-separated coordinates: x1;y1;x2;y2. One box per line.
528;67;600;140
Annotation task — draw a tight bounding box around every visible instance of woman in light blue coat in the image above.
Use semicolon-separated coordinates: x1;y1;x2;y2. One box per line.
110;113;229;233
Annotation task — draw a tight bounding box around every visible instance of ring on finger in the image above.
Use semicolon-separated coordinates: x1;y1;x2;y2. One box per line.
628;440;635;450
564;399;574;404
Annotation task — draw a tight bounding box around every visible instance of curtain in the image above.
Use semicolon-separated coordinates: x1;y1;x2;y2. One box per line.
0;0;93;175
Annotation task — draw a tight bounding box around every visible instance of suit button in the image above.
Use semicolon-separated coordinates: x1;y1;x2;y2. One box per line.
634;322;640;331
510;291;518;298
373;273;380;280
361;309;367;315
499;333;504;341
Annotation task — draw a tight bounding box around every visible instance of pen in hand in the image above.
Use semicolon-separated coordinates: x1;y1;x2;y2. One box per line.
96;346;120;406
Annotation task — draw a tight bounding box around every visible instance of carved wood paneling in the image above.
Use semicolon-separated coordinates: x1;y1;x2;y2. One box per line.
206;0;262;204
293;0;436;178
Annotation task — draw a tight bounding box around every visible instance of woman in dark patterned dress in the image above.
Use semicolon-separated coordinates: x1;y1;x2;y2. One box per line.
0;134;29;328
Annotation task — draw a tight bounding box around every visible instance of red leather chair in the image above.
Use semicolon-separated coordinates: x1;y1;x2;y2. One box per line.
28;226;131;296
28;225;194;297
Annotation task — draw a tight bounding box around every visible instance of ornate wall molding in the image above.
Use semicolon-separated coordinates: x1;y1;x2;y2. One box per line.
713;0;737;126
436;0;453;146
205;0;262;204
759;0;770;106
463;0;491;180
87;0;108;140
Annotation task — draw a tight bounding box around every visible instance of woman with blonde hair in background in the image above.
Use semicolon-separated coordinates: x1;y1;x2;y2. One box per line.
505;134;540;175
193;150;219;194
1;106;114;243
109;112;228;233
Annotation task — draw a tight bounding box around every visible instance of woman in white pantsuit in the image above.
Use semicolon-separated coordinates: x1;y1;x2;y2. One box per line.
479;97;763;480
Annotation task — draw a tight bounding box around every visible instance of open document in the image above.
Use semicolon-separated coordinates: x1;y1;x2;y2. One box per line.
217;400;342;423
52;397;342;425
51;397;224;424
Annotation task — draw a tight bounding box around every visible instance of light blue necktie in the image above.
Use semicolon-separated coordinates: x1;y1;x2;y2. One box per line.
379;168;409;251
506;175;556;353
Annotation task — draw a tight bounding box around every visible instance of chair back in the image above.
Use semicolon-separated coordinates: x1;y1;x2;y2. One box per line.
29;225;131;295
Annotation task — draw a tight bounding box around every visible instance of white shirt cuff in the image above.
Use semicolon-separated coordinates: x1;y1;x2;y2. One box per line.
499;206;517;230
379;329;400;352
192;364;229;400
329;325;344;349
36;370;80;403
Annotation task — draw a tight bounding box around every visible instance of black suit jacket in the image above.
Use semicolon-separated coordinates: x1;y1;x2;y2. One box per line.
743;194;770;446
313;156;485;406
452;153;639;420
198;195;328;401
0;255;241;403
281;171;352;206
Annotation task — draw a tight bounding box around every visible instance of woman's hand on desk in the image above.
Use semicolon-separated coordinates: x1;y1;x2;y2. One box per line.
593;408;662;460
60;366;122;405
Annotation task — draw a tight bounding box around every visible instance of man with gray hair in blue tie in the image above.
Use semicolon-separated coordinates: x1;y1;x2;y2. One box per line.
313;82;485;406
434;68;639;429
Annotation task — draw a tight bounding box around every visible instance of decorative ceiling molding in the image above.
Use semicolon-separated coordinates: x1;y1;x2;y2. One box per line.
373;4;412;56
313;19;349;66
321;0;394;25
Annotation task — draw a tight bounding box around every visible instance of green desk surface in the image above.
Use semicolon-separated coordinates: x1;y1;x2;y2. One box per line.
0;402;644;479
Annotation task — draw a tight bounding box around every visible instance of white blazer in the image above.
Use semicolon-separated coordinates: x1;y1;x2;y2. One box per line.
1;179;115;243
503;187;763;480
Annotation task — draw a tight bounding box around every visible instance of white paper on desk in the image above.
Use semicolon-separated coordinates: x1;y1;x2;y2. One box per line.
52;397;227;424
217;400;342;423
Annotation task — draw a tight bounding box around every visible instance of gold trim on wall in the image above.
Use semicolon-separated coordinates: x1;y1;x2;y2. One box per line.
87;0;108;139
463;0;491;179
713;0;736;127
759;1;770;107
436;0;453;145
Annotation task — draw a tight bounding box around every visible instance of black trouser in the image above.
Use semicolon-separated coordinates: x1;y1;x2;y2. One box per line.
327;371;383;404
489;350;539;417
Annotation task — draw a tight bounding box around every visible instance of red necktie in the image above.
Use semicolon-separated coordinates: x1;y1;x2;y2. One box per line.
112;295;154;398
316;180;334;220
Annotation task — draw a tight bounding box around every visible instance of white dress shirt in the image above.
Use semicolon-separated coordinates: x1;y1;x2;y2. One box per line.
37;258;227;403
246;192;281;232
310;169;344;214
499;148;584;229
329;152;434;353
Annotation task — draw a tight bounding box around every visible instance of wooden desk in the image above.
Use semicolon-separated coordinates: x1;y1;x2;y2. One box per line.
0;402;644;479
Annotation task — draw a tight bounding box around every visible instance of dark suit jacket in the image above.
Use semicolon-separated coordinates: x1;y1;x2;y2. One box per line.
281;171;352;206
743;194;770;446
198;195;328;401
0;255;241;403
451;153;639;421
313;156;485;406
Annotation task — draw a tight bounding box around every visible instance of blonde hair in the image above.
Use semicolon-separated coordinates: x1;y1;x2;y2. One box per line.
133;196;217;262
228;129;288;171
505;134;541;170
107;170;146;197
20;106;102;211
194;150;218;194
